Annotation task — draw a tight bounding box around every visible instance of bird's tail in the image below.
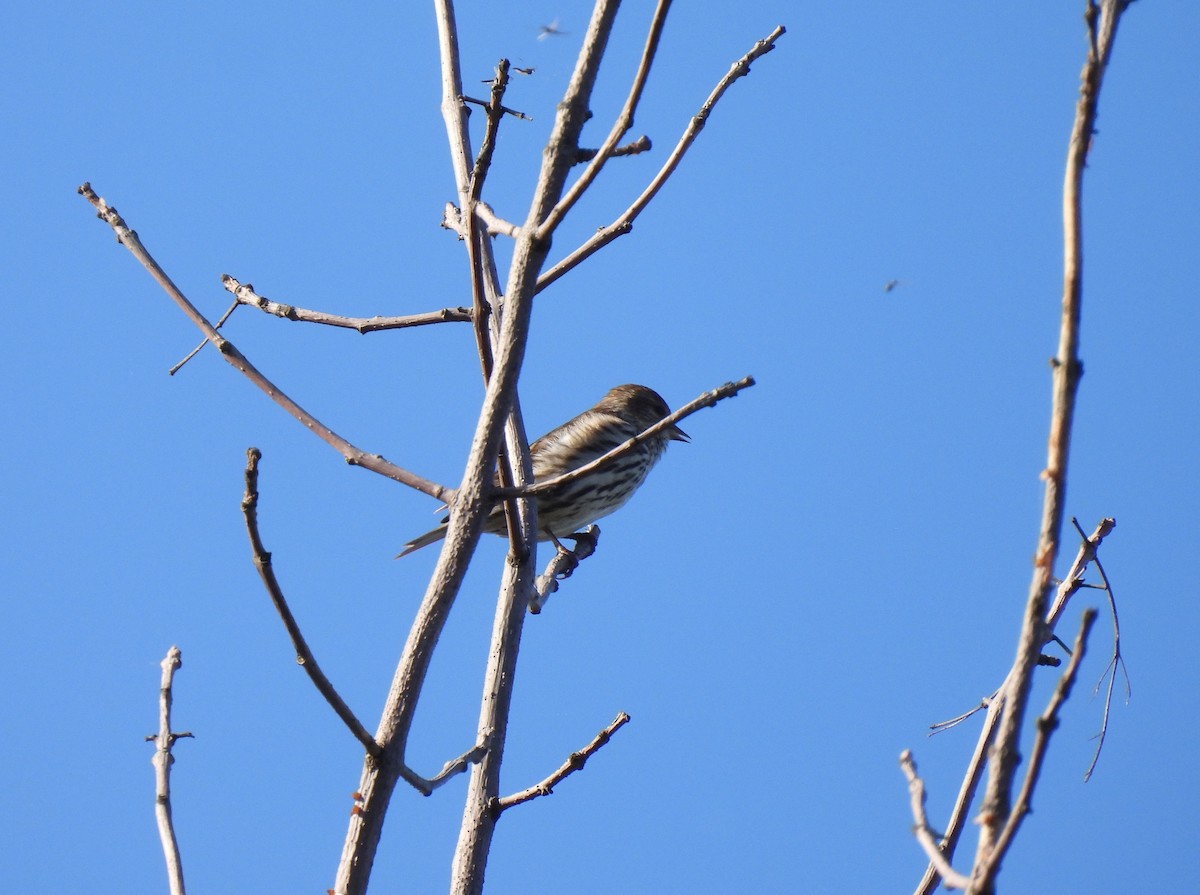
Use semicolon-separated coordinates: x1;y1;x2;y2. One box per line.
395;524;449;558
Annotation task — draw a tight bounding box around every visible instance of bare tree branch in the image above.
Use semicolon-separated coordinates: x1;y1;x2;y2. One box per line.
971;6;1134;885
468;60;519;203
76;183;454;504
913;519;1116;895
460;93;531;120
538;0;673;235
971;610;1098;892
575;134;652;163
537;25;786;293
335;0;626;887
169;299;239;375
475;202;520;238
910;7;1135;890
427;742;493;792
900;750;970;891
83;3;783;892
245;445;488;797
462;59;517;381
455;58;541;562
530;526;600;614
222;274;472;332
495;712;632;813
449;3;627;890
434;0;480;204
240;448;380;758
146;646;191;895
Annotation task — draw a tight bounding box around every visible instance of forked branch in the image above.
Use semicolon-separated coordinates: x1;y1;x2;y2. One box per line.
970;610;1098;892
538;0;673;234
494;712;632;813
913;519;1116;895
537;25;786;292
76;183;453;504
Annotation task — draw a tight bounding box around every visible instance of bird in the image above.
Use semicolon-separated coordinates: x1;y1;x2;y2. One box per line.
397;384;688;557
537;18;567;40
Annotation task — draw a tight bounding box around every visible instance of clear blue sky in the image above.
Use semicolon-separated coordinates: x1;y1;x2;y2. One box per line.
4;2;1197;892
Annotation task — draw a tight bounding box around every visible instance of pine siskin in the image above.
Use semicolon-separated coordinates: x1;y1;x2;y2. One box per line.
397;384;688;557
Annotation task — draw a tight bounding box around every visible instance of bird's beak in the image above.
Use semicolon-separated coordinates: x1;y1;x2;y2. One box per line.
669;424;690;443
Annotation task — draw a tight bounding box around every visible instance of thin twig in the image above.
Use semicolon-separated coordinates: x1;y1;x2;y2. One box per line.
928;700;988;735
1071;519;1129;781
426;742;492;791
1087;652;1129;782
76;183;453;504
459;59;541;566
169;299;239;375
222;275;472;332
443;202;522;240
463;59;515;380
240;448;381;757
575;135;652;162
537;25;786;292
474;202;520;238
914;694;1001;895
373;740;493;798
468;60;516;204
530;526;600;614
463;183;495;380
147;646;191;895
900;750;970;890
1044;516;1116;627
494;713;632;813
441;202;520;241
460;94;531;120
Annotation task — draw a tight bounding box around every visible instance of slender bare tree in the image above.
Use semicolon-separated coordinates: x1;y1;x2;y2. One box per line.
81;2;1140;892
81;2;780;892
902;2;1135;892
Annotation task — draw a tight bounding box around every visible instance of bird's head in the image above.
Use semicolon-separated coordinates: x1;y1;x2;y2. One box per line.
601;384;689;442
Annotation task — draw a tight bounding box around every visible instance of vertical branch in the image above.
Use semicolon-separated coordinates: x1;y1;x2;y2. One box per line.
148;646;191;895
436;8;535;554
241;448;381;756
333;355;518;895
435;0;474;197
539;0;673;233
463;59;511;379
969;2;1134;891
983;610;1099;883
449;560;535;895
447;1;624;891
